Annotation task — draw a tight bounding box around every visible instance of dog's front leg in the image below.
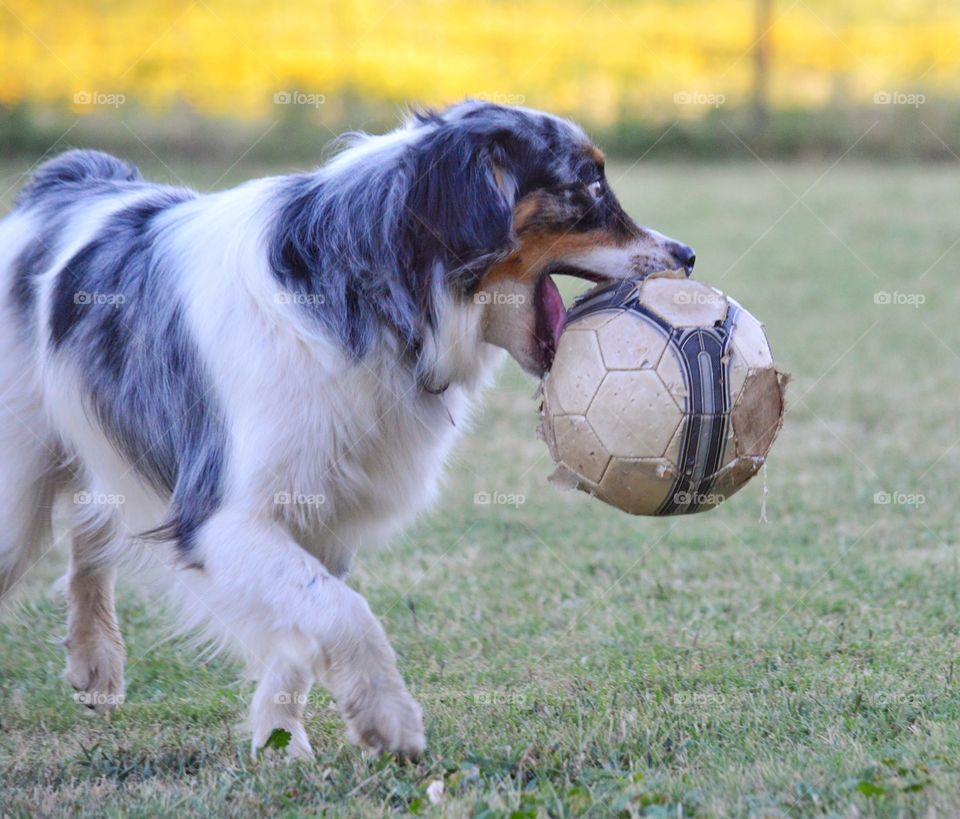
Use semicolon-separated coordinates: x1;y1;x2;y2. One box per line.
249;649;316;759
171;510;424;759
313;589;424;757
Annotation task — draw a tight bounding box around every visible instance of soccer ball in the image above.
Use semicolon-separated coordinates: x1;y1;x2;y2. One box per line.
539;272;786;516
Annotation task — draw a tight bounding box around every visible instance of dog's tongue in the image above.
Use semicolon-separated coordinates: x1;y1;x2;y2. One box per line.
541;275;566;345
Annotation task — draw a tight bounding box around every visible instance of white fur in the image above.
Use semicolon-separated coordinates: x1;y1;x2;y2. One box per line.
0;169;503;760
563;226;683;279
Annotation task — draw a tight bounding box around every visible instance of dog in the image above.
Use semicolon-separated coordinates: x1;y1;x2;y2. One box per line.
0;101;694;759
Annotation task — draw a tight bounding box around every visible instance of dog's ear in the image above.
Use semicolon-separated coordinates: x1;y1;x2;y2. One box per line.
404;123;518;291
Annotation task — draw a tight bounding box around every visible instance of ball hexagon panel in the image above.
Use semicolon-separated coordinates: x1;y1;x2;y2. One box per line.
539;403;561;462
567;310;619;332
708;455;764;502
719;418;738;469
731;309;774;371
543;370;565;426
546;328;605;415
732;367;784;457
656;344;688;411
586;370;683;458
663;418;685;465
594;311;668;371
642;278;729;328
598;457;676;516
725;343;750;407
551;413;611;484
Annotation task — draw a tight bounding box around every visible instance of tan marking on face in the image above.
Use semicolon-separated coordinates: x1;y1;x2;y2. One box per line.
484;226;627;285
510;191;551;233
491;163;511;198
587;146;605;167
486;187;628;285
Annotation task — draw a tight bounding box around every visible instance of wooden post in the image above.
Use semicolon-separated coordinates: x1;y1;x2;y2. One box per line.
753;0;773;133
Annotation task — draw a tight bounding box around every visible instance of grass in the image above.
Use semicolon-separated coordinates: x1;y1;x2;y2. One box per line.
1;155;959;816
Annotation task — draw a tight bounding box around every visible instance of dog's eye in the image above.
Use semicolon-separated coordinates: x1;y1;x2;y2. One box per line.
587;179;605;199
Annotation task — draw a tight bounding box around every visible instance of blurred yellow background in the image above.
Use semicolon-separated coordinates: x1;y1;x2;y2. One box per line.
1;0;956;123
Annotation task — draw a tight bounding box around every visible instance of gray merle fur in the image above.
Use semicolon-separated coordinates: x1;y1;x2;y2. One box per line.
18;151;225;552
268;102;586;365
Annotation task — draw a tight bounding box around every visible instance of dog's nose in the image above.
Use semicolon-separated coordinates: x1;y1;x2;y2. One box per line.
668;241;696;274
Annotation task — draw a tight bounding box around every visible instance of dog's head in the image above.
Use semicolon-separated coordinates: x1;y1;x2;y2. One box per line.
405;101;695;377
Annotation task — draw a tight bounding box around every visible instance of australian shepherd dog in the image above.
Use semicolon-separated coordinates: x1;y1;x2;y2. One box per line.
0;101;694;758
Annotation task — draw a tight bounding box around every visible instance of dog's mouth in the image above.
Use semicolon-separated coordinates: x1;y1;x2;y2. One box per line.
533;266;610;373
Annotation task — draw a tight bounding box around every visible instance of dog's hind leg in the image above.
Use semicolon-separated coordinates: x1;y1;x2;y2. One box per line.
0;347;61;603
0;441;59;602
63;498;126;714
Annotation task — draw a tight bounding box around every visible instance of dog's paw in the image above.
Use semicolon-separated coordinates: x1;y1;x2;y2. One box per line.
65;635;125;715
343;681;425;758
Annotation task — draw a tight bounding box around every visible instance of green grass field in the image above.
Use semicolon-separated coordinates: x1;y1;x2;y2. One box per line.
1;156;958;817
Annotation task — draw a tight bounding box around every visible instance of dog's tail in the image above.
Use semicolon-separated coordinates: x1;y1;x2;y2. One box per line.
15;149;142;209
